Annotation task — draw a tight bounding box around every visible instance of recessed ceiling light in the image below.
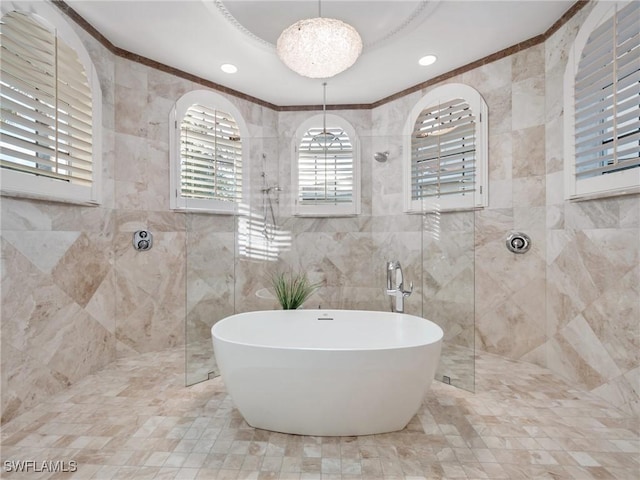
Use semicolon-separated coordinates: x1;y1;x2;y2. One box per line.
418;55;437;66
221;63;238;74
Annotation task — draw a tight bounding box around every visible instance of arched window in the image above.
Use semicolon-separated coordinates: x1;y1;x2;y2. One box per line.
292;113;360;216
0;4;102;204
170;90;248;213
564;0;640;200
404;83;488;212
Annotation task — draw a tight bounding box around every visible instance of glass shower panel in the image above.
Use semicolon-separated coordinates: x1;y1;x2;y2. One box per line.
369;134;424;316
183;126;476;392
369;133;474;389
234;136;287;314
185;136;283;386
422;207;476;392
185;212;236;386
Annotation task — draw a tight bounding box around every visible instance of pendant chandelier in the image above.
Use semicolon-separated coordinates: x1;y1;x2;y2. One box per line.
276;1;362;79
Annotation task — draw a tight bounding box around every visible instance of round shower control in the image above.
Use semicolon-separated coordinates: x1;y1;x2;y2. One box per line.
506;232;531;254
133;230;153;251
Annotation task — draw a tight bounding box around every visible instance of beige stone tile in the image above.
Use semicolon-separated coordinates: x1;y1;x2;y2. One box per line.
2;347;639;480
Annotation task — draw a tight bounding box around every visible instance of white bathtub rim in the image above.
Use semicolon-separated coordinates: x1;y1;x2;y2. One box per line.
211;308;444;352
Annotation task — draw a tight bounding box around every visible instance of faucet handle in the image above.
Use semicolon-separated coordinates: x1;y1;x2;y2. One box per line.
402;281;413;297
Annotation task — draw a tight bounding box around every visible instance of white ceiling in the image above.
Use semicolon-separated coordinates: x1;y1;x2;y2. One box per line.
65;0;576;106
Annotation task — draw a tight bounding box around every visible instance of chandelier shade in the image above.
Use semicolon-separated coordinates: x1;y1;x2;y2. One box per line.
276;17;363;78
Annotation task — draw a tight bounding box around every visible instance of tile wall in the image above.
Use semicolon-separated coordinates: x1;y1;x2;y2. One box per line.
541;3;639;416
0;12;118;423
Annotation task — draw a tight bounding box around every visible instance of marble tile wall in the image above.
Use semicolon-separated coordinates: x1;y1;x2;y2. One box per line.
539;3;639;417
0;9;279;420
113;64;280;379
467;49;549;363
228;118;426;326
0;15;117;423
259;114;427;316
0;200;117;425
368;2;639;416
112;57;187;358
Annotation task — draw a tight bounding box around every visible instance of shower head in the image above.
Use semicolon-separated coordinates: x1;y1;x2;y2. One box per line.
374;151;389;163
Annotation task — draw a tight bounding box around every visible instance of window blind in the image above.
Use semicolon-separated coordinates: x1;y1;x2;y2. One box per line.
0;11;93;187
574;0;640;180
297;126;353;205
180;104;242;203
411;98;476;200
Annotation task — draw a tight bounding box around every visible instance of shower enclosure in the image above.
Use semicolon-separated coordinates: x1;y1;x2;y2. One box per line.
184;134;475;392
422;209;475;391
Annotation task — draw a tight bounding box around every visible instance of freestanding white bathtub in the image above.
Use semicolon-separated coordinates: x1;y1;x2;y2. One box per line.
211;309;443;436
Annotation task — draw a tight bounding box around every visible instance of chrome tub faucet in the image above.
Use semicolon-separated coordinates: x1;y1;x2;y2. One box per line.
385;260;413;313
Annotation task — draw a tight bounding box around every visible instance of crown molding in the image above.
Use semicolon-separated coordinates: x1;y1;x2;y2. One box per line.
51;0;589;112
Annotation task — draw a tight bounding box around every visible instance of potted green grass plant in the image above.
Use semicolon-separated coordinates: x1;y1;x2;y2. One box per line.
271;271;320;310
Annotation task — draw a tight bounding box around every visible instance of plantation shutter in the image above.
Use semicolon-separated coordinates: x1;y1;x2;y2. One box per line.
0;11;93;186
411;98;476;200
574;0;640;180
180;104;242;203
297;126;353;205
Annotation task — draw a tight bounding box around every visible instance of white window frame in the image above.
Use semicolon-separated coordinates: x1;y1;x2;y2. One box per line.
564;0;640;200
169;90;249;214
292;113;360;217
0;1;102;205
403;83;488;213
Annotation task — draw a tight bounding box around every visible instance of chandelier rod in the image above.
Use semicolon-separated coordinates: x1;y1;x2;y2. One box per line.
322;82;327;135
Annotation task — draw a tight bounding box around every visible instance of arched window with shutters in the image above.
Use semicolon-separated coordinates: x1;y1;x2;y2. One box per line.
292;113;360;216
404;83;488;213
0;3;102;204
564;0;640;200
169;90;248;213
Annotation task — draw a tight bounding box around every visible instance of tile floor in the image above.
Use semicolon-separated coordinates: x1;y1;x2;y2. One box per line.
1;347;638;479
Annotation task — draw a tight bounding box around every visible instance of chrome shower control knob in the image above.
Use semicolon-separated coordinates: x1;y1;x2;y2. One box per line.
133;230;153;251
506;232;531;254
511;237;524;249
